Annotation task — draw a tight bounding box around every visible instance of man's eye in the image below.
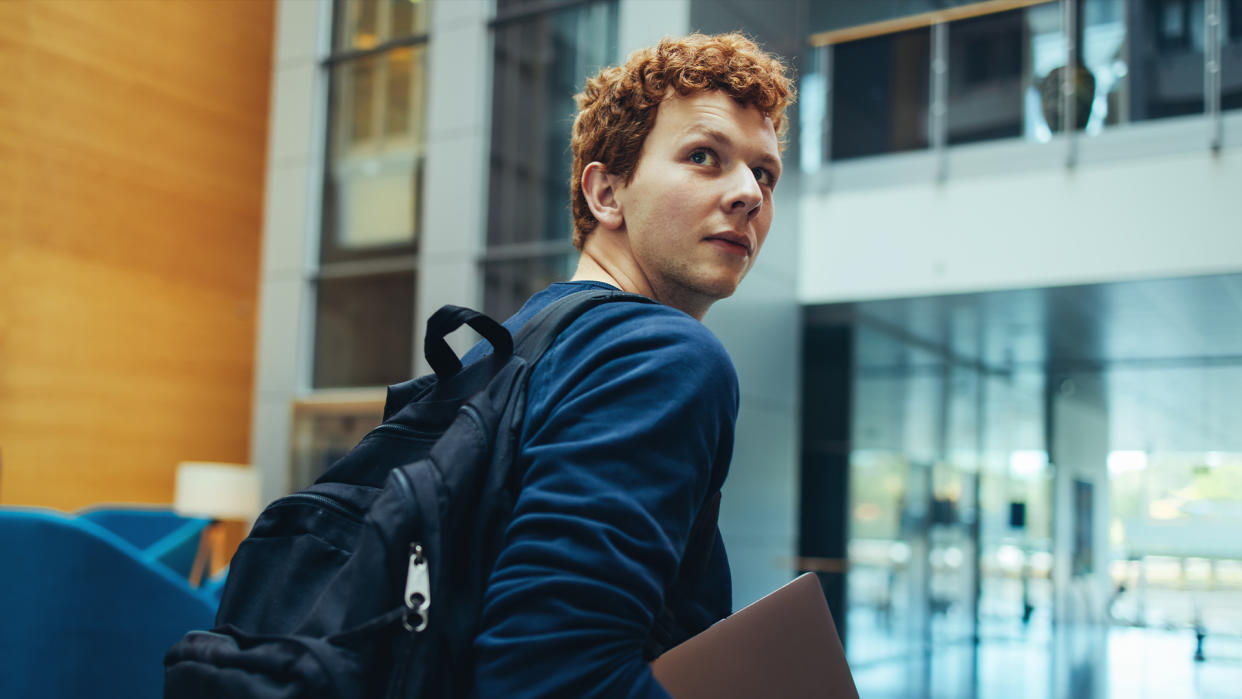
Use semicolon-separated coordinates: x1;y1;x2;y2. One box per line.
753;167;775;187
689;149;717;166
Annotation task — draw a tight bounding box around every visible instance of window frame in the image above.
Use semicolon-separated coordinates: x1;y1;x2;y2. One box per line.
309;0;434;389
480;0;619;319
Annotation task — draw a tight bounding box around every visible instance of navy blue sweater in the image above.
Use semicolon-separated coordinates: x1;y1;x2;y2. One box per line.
465;282;737;698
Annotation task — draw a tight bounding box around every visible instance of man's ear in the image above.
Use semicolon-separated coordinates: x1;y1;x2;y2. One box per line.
581;161;624;230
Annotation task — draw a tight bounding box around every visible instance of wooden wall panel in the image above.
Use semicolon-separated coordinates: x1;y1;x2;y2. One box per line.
0;0;275;510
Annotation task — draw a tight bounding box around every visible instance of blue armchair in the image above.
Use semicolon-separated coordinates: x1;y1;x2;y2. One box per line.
0;507;220;699
78;505;211;580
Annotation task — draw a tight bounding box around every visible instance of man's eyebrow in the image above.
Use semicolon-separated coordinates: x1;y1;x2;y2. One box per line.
685;125;782;173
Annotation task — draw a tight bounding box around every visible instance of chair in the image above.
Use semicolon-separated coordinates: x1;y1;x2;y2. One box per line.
78;505;211;579
0;507;219;699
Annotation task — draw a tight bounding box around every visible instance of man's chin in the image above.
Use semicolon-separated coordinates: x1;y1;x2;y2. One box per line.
691;280;741;310
704;272;746;299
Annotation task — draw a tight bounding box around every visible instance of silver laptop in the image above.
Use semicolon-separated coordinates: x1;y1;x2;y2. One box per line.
651;573;859;699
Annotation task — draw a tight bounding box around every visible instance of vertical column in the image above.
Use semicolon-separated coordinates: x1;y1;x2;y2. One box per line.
414;0;493;369
1062;0;1079;167
800;324;853;640
1048;374;1111;626
905;459;933;690
251;0;332;505
968;372;987;644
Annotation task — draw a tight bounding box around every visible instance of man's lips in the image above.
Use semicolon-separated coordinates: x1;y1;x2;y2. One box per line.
705;234;752;255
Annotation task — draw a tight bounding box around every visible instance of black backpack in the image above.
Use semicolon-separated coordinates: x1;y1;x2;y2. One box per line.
164;289;721;698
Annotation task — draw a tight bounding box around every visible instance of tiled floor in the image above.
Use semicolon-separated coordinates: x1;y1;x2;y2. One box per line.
847;618;1242;698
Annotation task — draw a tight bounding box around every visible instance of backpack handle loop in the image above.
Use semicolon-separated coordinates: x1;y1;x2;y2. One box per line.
424;305;513;379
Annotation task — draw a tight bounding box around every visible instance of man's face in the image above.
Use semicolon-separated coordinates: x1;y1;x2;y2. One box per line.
612;89;781;316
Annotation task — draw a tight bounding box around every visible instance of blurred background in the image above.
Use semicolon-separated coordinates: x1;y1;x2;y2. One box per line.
2;0;1241;697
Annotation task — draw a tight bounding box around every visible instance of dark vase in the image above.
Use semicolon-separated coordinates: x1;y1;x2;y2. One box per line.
1039;65;1096;131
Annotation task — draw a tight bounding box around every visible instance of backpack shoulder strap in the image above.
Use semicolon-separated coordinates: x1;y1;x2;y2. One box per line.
512;289;655;364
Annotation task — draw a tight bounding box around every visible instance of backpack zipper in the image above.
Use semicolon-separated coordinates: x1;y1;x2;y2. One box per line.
401;542;430;632
370;422;443;442
392;468;430;634
267;492;364;523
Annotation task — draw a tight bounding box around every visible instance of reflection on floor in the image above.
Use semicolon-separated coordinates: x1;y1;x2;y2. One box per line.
849;620;1242;698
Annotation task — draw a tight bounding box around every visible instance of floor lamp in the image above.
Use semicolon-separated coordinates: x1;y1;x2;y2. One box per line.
173;461;260;587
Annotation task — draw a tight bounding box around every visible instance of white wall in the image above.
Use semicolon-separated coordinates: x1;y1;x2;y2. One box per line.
251;0;330;504
620;0;689;54
414;0;492;371
705;225;802;608
800;116;1242;304
688;0;805;608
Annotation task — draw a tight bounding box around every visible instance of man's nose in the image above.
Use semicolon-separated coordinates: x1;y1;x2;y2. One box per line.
726;166;762;216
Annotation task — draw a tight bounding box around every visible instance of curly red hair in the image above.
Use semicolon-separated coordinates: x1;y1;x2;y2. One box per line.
570;33;795;250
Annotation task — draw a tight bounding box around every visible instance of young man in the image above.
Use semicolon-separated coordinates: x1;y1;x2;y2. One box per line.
467;33;794;697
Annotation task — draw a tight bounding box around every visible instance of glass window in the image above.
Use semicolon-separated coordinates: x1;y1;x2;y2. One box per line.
324;45;427;261
482;254;575;321
1225;0;1242;110
946;4;1069;145
312;270;416;388
314;0;431;389
484;0;617;318
1080;0;1130;133
947;10;1027;145
799;51;829;173
831;28;932;160
1130;0;1206;120
290;404;384;490
336;0;429;52
487;0;617;248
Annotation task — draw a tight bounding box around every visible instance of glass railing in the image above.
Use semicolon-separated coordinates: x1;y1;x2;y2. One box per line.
802;0;1240;168
1222;0;1242;113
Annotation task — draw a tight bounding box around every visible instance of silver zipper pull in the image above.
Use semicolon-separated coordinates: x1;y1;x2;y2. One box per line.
402;543;431;632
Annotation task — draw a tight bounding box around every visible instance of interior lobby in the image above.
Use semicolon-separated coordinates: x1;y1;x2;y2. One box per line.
2;1;1240;697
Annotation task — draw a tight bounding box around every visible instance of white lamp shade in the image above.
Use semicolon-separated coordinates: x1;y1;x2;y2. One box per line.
173;461;261;521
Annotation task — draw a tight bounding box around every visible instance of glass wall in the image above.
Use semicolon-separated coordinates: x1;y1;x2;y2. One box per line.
845;325;1053;694
315;0;431;388
484;0;618;319
1106;364;1242;636
1108;450;1242;627
808;276;1242;697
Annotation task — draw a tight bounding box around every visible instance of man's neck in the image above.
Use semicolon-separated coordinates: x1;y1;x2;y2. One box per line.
570;231;712;320
569;251;625;292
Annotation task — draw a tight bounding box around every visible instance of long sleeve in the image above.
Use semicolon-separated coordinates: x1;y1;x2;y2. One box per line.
472;300;737;698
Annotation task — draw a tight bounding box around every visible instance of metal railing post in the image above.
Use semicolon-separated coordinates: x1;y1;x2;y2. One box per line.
1207;0;1223;152
1062;0;1078;168
931;21;950;182
820;43;834;168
